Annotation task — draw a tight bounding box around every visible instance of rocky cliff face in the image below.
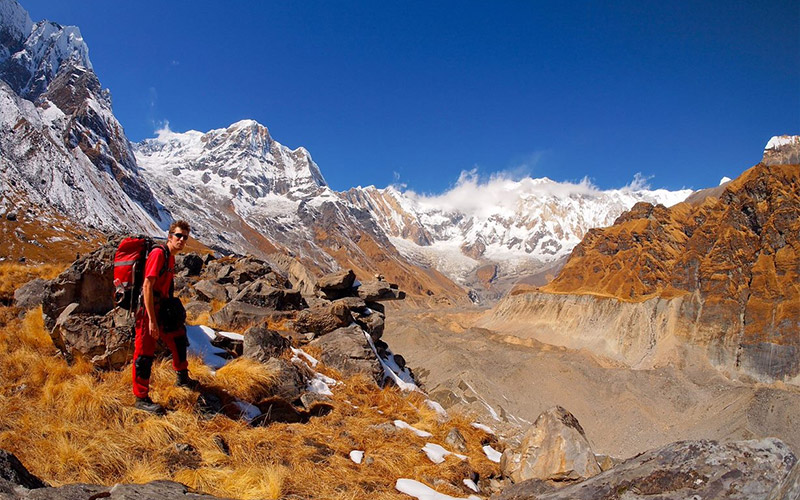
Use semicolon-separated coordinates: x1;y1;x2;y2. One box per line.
0;0;166;233
484;137;800;383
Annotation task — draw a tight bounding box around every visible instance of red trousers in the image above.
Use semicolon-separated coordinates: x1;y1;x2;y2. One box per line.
132;306;189;398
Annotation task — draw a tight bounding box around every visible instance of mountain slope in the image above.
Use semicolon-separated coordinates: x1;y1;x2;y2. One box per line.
0;0;166;234
483;136;800;383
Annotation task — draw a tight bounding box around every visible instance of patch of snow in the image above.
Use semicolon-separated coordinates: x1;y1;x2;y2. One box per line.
349;450;364;464
395;479;480;500
394;420;433;438
362;327;419;391
462;479;478;493
766;135;799;150
422;443;466;464
291;347;319;367
233;400;261;421
217;331;244;341
470;422;495;434
185;325;229;370
425;399;447;418
307;373;335;396
719;176;732;186
483;445;502;463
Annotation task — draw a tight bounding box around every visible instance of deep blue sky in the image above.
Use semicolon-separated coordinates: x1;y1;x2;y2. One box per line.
19;0;800;193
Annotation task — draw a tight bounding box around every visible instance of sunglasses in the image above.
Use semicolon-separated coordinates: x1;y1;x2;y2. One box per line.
170;232;189;240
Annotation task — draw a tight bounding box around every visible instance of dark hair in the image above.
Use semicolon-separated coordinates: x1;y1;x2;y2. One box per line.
169;220;191;234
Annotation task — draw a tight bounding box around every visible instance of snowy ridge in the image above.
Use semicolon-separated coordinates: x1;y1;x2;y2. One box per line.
0;0;33;61
0;80;161;233
342;176;692;283
0;0;92;99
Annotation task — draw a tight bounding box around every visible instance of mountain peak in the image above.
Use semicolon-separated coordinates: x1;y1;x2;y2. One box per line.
0;1;92;99
763;135;800;166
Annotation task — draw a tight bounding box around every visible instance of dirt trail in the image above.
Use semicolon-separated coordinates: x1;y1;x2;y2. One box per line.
385;305;800;459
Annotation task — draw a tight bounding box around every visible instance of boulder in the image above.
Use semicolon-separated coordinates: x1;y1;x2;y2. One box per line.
494;438;797;500
49;304;136;370
309;324;383;384
289;302;353;337
193;279;228;302
352;309;385;341
234;280;304;310
333;296;368;312
13;278;49;311
500;406;600;484
211;301;275;331
317;269;356;299
184;301;212;320
0;449;47;489
242;325;291;362
262;358;307;401
41;242;116;330
318;269;356;291
357;280;406;301
176;253;204;276
287;258;318;296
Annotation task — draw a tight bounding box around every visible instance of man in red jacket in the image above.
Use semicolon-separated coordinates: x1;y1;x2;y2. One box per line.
133;220;198;414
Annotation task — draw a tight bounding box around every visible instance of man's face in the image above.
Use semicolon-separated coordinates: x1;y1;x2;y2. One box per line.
168;228;189;253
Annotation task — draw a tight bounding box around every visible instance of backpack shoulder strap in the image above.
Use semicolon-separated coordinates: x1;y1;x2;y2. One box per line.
155;244;171;277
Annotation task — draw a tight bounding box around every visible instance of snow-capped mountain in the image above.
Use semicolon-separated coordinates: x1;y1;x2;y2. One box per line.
0;0;166;233
342;178;691;284
0;0;91;100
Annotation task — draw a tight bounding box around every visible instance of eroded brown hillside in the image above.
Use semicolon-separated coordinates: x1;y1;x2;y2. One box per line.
543;162;800;350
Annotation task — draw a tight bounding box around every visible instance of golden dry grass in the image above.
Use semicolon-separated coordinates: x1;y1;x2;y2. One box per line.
0;304;501;499
0;262;63;302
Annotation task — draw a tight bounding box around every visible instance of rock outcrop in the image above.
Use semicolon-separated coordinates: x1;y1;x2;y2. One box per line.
501;406;601;484
494;438;797;500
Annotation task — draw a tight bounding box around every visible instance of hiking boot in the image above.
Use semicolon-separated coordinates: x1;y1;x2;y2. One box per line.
175;370;199;390
134;396;166;415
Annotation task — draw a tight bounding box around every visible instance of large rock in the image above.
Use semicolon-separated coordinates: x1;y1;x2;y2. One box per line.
175;253;205;276
501;406;600;484
42;242;116;330
193;279;228;302
289;302;352;337
262;358;307;401
494;438;797;500
13;278;49;311
243;325;291;362
210;301;275;331
49;305;136;369
309;324;383;384
357;280;406;301
318;269;356;291
0;450;47;489
234;280;304;310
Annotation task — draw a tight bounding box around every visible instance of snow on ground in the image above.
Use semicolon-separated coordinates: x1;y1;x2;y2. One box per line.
395;479;481;500
185;325;229;370
462;479;478;493
349;450;364;464
470;422;495;434
482;445;502;463
291;347;319;367
394;420;433;438
422;443;466;464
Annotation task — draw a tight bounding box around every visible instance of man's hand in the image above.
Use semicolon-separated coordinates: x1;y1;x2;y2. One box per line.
148;318;160;340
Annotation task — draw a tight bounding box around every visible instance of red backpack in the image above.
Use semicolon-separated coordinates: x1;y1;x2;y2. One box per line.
113;236;169;311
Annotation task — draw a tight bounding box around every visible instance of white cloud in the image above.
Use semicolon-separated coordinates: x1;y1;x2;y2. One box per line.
402;168;602;218
622;172;653;191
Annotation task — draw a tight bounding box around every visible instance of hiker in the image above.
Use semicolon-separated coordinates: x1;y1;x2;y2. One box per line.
132;220;198;414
